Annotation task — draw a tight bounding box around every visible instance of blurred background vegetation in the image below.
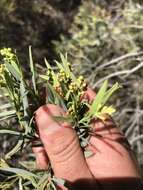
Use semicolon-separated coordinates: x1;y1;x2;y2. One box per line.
0;0;143;176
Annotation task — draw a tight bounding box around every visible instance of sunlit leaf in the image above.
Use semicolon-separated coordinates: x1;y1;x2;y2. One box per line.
5;139;24;159
39;74;49;80
37;174;49;190
102;82;121;106
19;178;23;190
5;61;21;81
90;80;108;115
0;103;13;110
20;79;29;119
0;129;21;136
0;167;38;187
29;46;37;95
59;53;77;82
0;110;16;118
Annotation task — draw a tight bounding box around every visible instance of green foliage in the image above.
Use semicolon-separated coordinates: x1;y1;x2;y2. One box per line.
0;48;119;189
0;48;41;159
89;80;120;120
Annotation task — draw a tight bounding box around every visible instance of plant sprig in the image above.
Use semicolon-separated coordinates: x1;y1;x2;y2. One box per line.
0;47;120;189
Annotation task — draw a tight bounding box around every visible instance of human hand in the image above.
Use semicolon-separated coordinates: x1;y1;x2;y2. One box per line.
33;88;141;190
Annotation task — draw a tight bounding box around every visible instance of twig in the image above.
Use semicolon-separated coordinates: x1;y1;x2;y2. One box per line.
124;61;143;78
94;61;143;87
130;135;143;144
97;51;143;70
125;117;137;138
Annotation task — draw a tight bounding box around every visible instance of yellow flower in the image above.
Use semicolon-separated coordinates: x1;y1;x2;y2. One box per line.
101;105;116;115
0;48;15;63
95;106;116;121
69;82;77;92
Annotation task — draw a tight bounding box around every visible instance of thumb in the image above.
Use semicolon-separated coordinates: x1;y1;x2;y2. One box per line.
35;104;92;182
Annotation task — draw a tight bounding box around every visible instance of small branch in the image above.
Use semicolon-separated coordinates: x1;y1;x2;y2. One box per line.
94;61;143;87
125;118;137;138
98;51;143;70
93;71;128;87
130;135;143;144
124;61;143;78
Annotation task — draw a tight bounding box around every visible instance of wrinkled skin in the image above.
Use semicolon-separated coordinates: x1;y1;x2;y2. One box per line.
33;88;141;190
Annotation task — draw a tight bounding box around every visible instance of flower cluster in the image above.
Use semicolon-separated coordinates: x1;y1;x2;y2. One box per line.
0;48;15;63
0;48;14;87
44;57;88;119
77;75;87;90
57;71;87;116
57;71;87;96
58;69;70;83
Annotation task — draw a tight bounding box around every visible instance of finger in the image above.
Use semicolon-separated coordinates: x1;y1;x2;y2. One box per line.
35;104;93;182
32;146;49;170
86;117;141;178
82;87;96;102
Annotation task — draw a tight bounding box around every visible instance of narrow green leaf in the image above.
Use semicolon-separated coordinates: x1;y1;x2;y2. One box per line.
90;80;108;115
59;53;77;82
0;167;38;187
37;174;49;190
26;115;34;134
44;58;51;69
0;115;16;121
0;103;13;110
0;177;18;190
47;82;66;108
60;53;69;72
102;82;121;106
55;60;64;71
5;139;24;159
29;46;37;95
5;61;21;81
50;181;57;190
39;74;49;80
20;79;29;119
0;110;16;118
19;178;23;190
0;129;21;136
4;71;15;95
